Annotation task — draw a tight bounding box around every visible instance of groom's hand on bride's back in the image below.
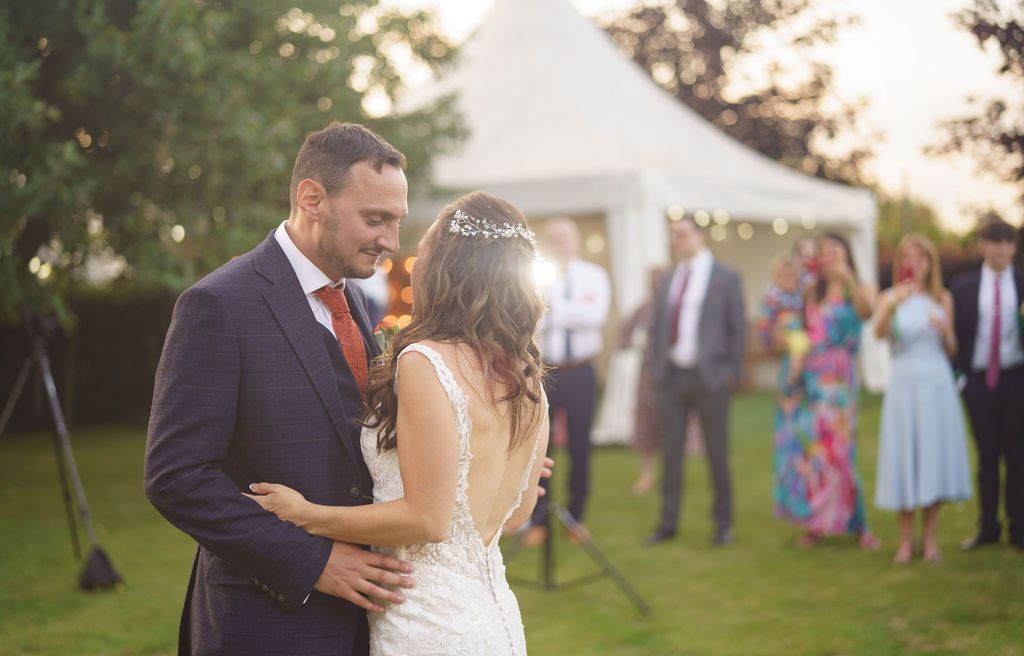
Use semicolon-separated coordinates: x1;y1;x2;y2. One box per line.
315;541;415;612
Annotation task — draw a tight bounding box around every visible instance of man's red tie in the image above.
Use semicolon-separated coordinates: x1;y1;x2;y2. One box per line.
668;266;691;346
986;275;1002;390
314;286;368;394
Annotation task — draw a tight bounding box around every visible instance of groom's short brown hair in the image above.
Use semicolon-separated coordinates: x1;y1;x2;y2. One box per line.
289;122;406;214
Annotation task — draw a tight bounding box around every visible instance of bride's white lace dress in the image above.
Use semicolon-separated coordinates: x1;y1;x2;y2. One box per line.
361;343;539;656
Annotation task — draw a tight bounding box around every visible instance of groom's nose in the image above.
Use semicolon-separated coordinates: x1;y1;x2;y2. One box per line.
377;222;399;255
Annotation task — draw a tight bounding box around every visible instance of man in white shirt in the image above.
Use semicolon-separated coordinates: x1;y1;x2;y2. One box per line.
646;216;746;547
524;217;611;546
951;218;1024;551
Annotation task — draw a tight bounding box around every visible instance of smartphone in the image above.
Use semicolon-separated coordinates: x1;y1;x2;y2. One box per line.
897;264;914;284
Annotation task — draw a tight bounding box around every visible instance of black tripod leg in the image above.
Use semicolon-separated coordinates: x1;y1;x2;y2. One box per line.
51;425;82;560
33;341;102;549
0;358;33;438
552;503;653;617
541;504;555;590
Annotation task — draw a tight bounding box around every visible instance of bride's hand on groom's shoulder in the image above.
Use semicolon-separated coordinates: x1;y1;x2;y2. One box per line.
245;482;312;528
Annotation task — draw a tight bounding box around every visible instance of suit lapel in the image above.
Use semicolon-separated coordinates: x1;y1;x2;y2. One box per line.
698;263;721;342
254;233;359;465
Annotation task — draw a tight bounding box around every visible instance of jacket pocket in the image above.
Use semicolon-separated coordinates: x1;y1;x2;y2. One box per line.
204;553;251;586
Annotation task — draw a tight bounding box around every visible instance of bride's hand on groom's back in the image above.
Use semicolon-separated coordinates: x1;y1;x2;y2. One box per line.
314;541;415;613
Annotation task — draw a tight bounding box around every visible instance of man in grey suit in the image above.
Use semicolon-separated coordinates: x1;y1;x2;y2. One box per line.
145;123;414;655
646;216;746;546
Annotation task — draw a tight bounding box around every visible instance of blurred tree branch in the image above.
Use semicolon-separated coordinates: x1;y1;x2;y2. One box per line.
603;0;875;186
929;0;1024;211
0;0;465;324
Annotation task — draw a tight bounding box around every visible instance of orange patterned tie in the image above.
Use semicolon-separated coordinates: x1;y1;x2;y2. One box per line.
314;286;368;394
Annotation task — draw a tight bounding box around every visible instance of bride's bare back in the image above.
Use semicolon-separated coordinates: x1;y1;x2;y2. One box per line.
418;340;548;546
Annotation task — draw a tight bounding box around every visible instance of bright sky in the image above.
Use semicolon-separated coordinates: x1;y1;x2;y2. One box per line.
387;0;1021;233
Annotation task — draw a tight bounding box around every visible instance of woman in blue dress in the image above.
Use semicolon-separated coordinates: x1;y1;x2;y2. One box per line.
874;233;972;564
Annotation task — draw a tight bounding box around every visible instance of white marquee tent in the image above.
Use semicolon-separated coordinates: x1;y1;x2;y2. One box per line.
400;0;887;440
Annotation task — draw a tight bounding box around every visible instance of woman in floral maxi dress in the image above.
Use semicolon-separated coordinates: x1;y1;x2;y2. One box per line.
774;234;881;549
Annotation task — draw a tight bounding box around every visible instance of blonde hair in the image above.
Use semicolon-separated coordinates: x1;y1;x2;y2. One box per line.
363;191;546;453
893;233;944;302
769;253;800;276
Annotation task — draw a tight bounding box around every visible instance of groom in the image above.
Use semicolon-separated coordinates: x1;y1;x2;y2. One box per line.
145;123;414;655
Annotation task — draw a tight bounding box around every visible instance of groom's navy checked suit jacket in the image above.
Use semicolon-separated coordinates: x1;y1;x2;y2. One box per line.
145;231;379;656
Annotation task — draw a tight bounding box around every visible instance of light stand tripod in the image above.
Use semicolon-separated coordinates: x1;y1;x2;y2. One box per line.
0;313;123;590
504;477;653;617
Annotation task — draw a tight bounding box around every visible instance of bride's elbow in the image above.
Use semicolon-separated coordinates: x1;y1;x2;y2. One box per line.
418;513;451;544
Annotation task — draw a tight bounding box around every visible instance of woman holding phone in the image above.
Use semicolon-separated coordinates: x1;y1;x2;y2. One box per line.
776;233;880;549
874;233;972;564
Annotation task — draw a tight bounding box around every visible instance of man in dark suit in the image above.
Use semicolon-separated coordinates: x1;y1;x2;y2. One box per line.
951;217;1024;552
646;216;746;546
145;123;414;655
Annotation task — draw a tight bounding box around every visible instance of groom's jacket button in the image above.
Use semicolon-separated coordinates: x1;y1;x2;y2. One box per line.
349;486;362;499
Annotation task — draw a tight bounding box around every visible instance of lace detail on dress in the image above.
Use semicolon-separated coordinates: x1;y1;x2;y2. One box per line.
360;342;537;656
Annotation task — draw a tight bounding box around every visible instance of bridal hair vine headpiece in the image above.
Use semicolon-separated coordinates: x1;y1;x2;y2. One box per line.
448;209;537;247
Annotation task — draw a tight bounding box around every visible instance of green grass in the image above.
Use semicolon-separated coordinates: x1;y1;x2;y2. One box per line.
1;393;1021;655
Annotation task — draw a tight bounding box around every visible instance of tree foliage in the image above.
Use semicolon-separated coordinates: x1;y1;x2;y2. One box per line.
932;0;1024;208
1;0;464;324
603;0;872;185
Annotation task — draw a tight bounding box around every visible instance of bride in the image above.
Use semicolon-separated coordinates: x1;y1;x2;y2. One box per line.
247;191;549;655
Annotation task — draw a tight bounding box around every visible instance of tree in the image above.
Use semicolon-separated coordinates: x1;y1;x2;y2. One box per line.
1;0;464;324
603;0;872;185
932;0;1024;209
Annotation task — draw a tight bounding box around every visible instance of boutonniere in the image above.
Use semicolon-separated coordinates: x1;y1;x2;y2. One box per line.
373;317;401;351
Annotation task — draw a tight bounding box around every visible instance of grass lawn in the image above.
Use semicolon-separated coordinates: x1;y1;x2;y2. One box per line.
1;392;1021;655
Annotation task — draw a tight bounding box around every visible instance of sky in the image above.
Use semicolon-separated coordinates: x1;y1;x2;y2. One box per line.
386;0;1021;233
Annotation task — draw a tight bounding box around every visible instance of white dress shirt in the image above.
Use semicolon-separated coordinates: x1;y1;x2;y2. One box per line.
540;258;612;365
972;263;1024;372
274;221;346;338
668;248;714;369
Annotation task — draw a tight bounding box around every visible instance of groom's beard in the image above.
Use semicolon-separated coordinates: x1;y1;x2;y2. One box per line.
318;215;378;280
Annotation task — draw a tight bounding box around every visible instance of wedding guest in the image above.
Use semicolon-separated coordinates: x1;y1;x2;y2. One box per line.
951;218;1024;551
524;217;611;546
794;235;819;290
757;254;812;523
780;233;880;549
874;234;971;563
646;216;745;547
758;254;810;392
617;269;706;494
617;268;663;494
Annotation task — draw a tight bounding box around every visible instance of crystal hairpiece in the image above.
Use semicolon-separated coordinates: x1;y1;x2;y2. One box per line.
448;209;537;247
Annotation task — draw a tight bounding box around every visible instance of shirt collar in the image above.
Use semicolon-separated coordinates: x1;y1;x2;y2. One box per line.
679;248;712;270
981;262;1009;285
274;221;345;294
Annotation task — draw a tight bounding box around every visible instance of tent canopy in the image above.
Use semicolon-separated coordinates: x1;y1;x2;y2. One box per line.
402;0;878;328
404;0;876;226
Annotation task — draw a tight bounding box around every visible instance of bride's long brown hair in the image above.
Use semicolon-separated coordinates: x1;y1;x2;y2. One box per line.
363;191;546;453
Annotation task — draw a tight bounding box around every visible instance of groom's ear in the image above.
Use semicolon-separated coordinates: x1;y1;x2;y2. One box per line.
296;178;324;219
